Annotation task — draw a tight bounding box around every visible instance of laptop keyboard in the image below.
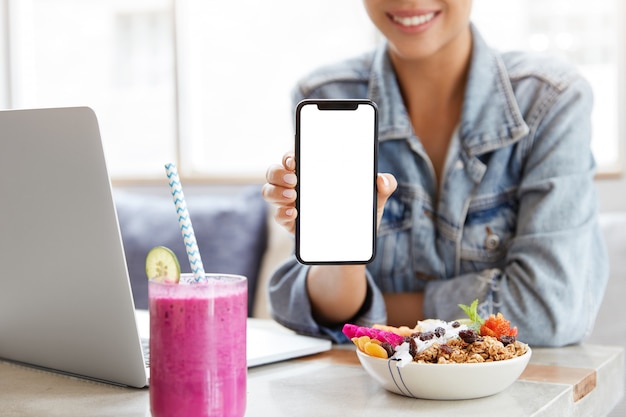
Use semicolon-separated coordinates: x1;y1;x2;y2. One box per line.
141;338;150;367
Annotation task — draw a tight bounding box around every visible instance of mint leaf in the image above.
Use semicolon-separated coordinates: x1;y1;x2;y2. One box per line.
458;299;485;329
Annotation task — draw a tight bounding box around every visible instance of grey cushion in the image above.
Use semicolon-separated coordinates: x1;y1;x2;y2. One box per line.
114;186;268;314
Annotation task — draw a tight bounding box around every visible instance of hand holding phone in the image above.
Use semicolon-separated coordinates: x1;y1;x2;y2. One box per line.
295;99;378;264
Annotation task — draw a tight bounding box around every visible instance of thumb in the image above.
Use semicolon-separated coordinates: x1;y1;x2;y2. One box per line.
376;173;398;229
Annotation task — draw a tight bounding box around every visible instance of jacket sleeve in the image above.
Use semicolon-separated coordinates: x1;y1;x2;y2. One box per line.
267;256;387;343
423;75;609;347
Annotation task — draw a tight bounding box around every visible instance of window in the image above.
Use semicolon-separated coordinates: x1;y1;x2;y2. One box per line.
0;1;9;107
6;0;176;179
174;1;375;178
472;0;623;174
1;0;623;180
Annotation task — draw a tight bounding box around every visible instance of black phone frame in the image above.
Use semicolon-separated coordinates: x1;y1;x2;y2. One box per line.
294;98;379;265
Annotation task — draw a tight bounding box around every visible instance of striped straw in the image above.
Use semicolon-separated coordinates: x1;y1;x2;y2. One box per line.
164;163;206;283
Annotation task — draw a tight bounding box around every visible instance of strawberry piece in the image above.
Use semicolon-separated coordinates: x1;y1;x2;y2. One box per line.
479;312;518;338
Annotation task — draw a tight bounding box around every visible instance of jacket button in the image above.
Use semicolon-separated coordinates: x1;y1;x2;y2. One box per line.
485;233;500;250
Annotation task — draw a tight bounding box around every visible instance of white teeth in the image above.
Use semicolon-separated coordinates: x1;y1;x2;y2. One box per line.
392;12;435;27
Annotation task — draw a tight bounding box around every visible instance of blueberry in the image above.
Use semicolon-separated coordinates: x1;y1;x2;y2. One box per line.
434;327;446;338
499;335;516;346
458;329;482;344
418;331;434;341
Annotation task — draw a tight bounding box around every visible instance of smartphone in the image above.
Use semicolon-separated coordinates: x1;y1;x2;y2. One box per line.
295;99;378;265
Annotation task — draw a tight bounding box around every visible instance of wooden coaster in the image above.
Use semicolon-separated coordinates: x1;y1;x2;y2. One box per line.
519;363;597;402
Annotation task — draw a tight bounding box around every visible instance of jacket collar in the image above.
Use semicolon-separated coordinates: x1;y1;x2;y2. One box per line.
369;24;529;155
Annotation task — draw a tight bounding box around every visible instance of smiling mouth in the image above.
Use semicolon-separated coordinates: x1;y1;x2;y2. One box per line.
390;12;436;27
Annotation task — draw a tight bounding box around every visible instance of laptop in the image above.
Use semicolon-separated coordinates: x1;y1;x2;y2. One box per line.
0;107;331;388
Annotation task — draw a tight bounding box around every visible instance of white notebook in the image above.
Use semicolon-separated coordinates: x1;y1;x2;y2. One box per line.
135;311;331;369
0;106;330;388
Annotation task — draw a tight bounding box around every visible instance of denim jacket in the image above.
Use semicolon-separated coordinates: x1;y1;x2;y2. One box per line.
268;25;608;347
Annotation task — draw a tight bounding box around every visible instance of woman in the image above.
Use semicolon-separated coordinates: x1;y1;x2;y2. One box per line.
262;0;608;346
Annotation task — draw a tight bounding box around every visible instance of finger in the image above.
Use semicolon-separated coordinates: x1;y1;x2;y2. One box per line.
265;163;298;188
261;183;297;205
377;173;397;201
376;173;398;228
274;206;297;235
282;151;296;171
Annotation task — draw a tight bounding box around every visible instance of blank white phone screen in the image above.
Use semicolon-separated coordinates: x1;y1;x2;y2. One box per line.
296;101;377;264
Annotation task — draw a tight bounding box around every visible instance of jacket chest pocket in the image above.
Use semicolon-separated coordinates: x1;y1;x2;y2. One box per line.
459;198;518;273
368;190;415;291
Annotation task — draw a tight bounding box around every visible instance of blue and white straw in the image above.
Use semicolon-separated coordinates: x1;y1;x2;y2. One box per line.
165;163;206;283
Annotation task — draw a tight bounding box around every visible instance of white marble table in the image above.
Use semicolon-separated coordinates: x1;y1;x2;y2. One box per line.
0;337;623;416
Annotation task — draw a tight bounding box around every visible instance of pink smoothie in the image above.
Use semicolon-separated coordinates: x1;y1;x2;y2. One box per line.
149;276;247;417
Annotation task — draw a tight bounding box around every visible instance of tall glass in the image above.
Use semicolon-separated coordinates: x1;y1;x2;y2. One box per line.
149;273;247;417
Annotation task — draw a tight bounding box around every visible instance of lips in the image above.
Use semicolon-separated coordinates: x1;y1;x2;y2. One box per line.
387;10;438;30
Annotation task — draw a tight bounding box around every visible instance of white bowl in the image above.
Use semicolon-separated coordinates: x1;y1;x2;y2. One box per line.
356;347;532;400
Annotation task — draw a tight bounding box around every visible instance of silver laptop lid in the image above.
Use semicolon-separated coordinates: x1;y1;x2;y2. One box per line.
0;107;148;387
